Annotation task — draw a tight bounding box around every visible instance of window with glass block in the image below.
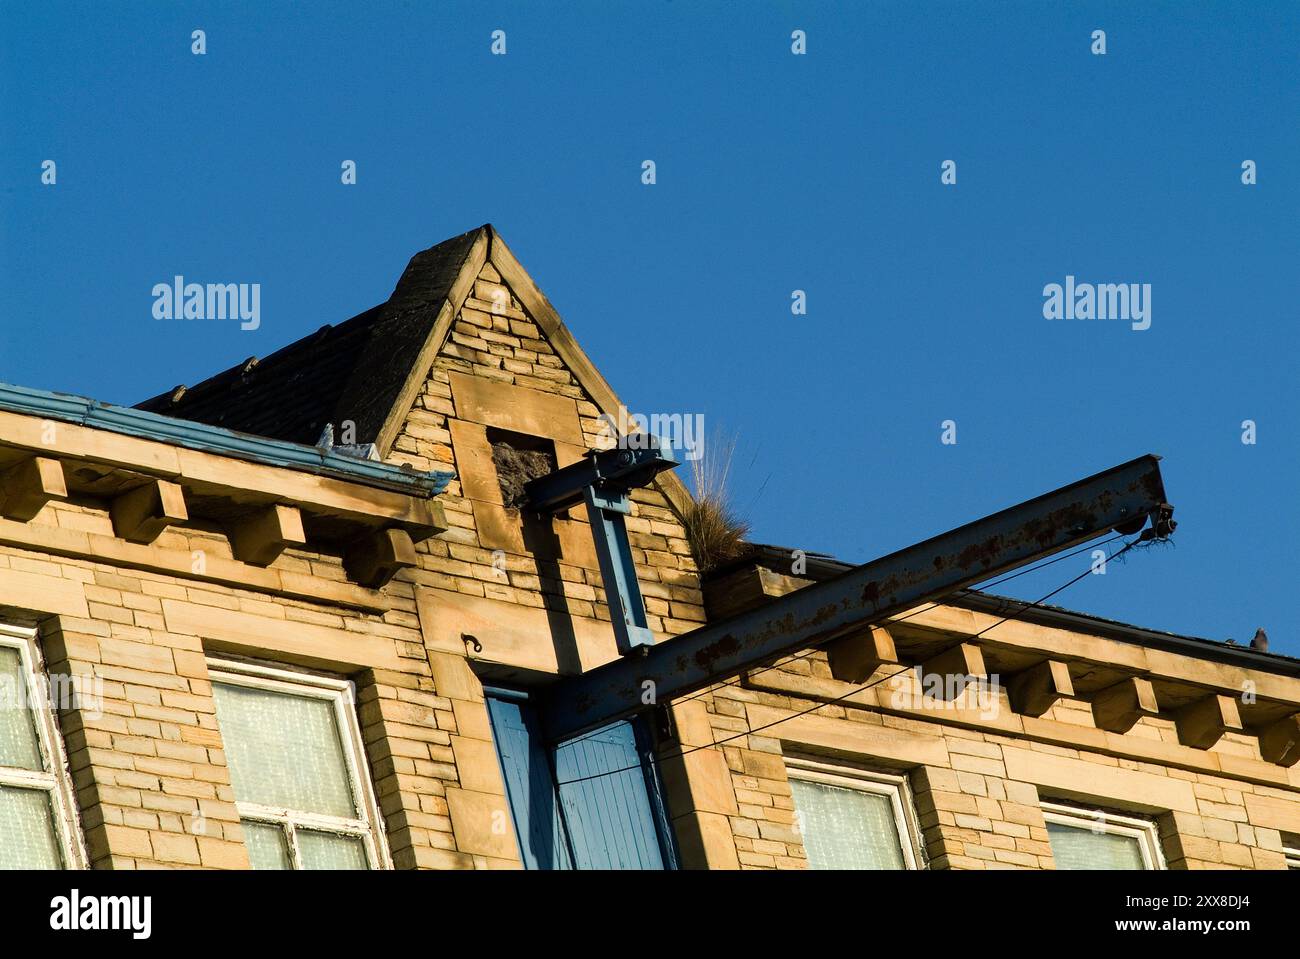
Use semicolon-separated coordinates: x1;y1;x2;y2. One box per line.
0;624;84;869
208;660;388;870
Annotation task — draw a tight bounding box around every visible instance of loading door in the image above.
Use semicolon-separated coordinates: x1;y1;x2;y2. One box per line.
486;691;674;870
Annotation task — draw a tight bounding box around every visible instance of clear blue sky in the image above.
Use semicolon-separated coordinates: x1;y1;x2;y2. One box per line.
2;2;1296;653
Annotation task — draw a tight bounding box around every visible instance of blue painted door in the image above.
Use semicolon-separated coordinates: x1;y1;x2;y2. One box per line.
554;720;668;869
485;694;573;869
485;692;673;870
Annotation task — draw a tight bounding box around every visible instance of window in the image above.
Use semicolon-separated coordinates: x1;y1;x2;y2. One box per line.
786;757;923;870
1042;802;1164;870
209;659;389;870
0;624;85;869
1283;835;1300;870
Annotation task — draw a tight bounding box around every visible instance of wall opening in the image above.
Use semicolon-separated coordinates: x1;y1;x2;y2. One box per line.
487;427;556;510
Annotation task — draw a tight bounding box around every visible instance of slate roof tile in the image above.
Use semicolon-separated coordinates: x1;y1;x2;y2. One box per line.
135;225;487;446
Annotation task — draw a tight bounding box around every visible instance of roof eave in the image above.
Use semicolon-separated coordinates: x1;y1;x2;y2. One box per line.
953;590;1300;678
715;545;1297;676
0;382;454;498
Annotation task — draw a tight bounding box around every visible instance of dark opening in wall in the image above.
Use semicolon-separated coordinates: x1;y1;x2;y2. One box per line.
488;427;557;509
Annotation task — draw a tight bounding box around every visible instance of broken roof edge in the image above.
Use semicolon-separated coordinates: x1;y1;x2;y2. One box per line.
718;541;1299;676
0;382;454;499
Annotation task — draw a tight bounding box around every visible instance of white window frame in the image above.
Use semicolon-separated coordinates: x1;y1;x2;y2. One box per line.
785;756;925;869
208;658;391;870
0;623;86;869
1283;840;1300;870
1041;801;1166;870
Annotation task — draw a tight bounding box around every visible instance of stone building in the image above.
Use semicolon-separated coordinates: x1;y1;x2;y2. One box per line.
0;225;1296;870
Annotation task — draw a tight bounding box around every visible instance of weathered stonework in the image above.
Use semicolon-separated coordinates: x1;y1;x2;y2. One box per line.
2;226;1296;871
385;258;705;657
667;611;1300;870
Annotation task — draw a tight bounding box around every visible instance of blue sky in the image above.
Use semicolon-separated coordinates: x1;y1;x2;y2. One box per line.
2;2;1296;653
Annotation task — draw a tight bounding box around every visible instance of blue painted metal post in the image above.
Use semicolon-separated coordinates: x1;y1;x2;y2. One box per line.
524;443;679;657
583;485;655;653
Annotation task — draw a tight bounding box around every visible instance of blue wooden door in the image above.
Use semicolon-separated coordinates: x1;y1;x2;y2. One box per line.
485;691;673;870
554;720;668;869
485;694;573;869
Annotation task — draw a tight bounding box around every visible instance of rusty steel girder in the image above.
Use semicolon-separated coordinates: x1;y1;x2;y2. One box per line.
540;454;1174;742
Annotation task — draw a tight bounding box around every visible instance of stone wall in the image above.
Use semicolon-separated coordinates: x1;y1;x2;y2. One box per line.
673;641;1300;870
1;493;455;869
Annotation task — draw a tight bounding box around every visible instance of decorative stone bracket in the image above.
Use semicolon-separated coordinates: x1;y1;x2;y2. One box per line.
0;456;67;521
0;412;448;591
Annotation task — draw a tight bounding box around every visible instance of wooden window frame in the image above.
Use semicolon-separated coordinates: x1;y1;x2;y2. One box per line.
0;623;86;869
785;755;924;869
208;658;391;870
1041;801;1166;870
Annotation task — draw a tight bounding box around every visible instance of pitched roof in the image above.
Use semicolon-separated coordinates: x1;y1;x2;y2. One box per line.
135;223;698;522
135;225;488;446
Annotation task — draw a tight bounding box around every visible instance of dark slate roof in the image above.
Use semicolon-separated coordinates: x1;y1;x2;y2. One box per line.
136;225;487;446
135;306;381;445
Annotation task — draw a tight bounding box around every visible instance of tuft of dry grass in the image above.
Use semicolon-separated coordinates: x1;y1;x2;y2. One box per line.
682;433;751;574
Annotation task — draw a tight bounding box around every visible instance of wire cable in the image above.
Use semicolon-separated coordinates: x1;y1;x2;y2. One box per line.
552;536;1139;786
553;531;1126;752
